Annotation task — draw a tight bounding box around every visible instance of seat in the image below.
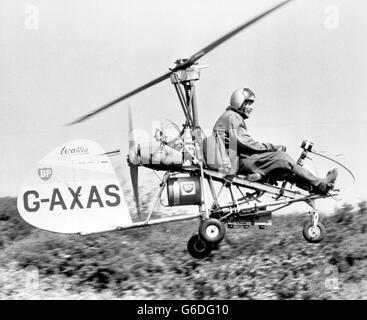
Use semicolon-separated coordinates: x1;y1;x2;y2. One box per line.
202;135;238;174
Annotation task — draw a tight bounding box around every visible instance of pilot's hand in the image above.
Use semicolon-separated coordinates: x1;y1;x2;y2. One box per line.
273;145;287;152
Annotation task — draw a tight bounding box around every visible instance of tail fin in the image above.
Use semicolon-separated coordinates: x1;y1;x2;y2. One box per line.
17;139;133;234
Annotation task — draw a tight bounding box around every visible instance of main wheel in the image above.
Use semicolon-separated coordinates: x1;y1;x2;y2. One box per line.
199;218;226;244
303;221;326;243
187;234;212;259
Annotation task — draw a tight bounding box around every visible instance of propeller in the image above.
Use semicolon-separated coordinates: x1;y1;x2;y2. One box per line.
66;0;293;126
128;104;141;218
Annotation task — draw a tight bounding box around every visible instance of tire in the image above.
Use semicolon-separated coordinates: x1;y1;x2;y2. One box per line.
199;218;226;244
303;221;326;243
187;234;212;259
211;242;221;251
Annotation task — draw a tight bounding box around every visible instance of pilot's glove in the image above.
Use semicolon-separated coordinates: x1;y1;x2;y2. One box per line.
273;145;287;152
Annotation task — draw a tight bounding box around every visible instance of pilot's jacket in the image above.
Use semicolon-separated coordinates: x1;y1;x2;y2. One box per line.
212;106;295;176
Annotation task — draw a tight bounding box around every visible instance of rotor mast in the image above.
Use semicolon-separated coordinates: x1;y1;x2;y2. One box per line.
170;59;206;144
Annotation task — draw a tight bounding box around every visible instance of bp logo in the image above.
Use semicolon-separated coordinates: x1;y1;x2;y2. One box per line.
181;182;195;195
38;168;53;181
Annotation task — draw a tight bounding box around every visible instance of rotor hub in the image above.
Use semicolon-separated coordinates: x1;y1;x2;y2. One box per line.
170;64;201;84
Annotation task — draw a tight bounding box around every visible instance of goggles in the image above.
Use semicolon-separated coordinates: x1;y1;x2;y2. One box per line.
240;99;254;108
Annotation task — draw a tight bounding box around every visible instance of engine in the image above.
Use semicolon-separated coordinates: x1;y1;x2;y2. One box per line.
138;141;183;166
128;121;199;167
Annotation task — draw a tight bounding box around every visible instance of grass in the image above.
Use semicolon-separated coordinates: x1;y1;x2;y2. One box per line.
0;196;366;299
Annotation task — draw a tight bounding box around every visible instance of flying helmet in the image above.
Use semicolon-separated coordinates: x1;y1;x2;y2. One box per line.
230;88;255;109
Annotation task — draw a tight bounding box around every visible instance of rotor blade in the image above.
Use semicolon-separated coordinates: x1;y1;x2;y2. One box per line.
66;70;173;126
188;0;294;64
66;0;293;126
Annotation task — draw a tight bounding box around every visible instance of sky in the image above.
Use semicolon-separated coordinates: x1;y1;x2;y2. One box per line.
1;0;367;212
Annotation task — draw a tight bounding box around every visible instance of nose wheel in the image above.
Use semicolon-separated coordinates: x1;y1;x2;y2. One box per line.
303;221;325;243
302;203;326;243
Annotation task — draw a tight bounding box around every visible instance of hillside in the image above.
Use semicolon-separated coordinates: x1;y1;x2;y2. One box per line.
0;196;366;300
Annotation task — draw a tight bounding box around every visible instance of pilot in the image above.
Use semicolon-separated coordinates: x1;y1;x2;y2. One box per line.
212;87;338;195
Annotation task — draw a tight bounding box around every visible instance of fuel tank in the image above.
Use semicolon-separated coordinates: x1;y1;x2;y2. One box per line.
167;176;202;206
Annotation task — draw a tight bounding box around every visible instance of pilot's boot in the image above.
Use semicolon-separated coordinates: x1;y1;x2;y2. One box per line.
292;165;338;195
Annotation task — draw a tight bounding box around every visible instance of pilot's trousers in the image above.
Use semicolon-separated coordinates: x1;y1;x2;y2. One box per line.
238;151;333;194
238;151;295;176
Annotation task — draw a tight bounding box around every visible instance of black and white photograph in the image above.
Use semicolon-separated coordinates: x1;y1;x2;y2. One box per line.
0;0;366;304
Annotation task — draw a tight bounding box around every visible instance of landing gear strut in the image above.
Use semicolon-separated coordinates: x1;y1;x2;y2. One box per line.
303;209;326;243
